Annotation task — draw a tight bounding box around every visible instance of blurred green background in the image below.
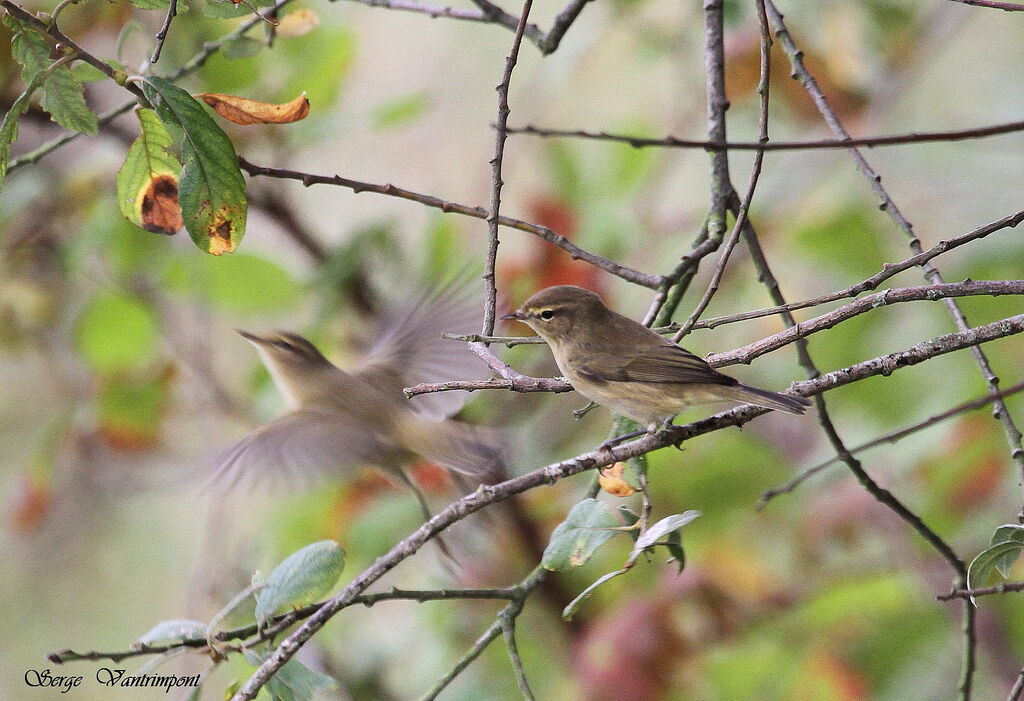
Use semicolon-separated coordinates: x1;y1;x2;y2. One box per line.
1;0;1024;699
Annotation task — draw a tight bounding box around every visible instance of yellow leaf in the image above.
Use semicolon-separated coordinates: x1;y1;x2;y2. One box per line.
195;92;310;126
276;9;319;38
598;463;636;498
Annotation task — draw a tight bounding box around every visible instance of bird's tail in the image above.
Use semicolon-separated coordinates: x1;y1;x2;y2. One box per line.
718;383;811;415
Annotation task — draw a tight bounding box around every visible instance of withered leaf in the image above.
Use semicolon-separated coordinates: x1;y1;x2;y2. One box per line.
276;9;319;38
598;462;637;498
196;92;310;125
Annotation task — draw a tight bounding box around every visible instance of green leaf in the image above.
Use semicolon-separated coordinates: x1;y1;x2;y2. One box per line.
967;540;1024;593
141;76;247;255
70;62;109;83
254;540;345;626
223;680;240;700
0;82;37;189
628;511;701;564
990;525;1024;578
221;37;265;59
41;65;98;135
137;619;206;645
541;498;621;572
561;568;629;621
74;293;159;373
10;22;50;84
372;92;428;129
9;22;97;135
117;108;183;235
244;650;337;701
664;529;686;573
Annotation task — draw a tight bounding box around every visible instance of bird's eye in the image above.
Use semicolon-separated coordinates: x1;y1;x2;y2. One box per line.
272;340;294;351
540;309;555;320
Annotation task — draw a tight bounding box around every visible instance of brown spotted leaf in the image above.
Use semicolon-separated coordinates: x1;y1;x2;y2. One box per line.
116;108;183;235
142;77;247;255
196;92;310;125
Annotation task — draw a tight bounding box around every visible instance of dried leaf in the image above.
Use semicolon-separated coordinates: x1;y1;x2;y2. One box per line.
598;463;637;497
276;9;319;38
196;92;310;125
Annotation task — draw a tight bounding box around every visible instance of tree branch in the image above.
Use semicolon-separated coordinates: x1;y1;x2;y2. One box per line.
237;157;663;289
505;118;1024;150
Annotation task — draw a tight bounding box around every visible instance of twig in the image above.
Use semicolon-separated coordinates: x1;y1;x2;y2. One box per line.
150;0;178;63
673;0;771;342
693;205;1024;329
708;280;1024;366
938;581;1024;602
506;118;1024;150
482;0;533;337
499;609;534;701
48;585;519;664
759;380;1024;508
1010;668;1024;701
537;0;592;53
237;157;663;289
420;568;546;701
947;0;1024;10
405;376;572;397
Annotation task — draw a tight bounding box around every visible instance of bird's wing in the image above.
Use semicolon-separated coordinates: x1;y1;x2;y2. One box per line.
578;342;734;386
352;282;486;421
207;408;388;493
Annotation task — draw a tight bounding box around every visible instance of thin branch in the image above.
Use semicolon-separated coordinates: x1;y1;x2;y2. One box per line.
708;279;1024;367
506;118;1024;150
482;0;533;337
499;609;535;701
765;0;1024;541
947;0;1024;10
150;0;178;63
237;157;663;289
1010;669;1024;701
537;0;592;53
420;568;546;701
938;581;1024;601
674;0;771;342
759;380;1024;508
48;585;519;665
405;375;572;397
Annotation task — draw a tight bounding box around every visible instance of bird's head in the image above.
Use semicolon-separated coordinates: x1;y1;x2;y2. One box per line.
501;285;607;344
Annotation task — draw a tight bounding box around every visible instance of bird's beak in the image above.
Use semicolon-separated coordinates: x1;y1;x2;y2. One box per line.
237;329;268;345
501;311;526;321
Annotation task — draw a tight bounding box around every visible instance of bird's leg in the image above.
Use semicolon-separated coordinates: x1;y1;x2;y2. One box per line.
653;416;686;450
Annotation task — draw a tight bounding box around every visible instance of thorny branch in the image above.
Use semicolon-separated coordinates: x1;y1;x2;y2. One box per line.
506;118;1024;151
482;0;534;337
237;158;663;289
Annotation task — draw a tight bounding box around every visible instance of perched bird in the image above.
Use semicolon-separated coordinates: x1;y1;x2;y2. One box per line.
502;285;810;436
210;285;505;502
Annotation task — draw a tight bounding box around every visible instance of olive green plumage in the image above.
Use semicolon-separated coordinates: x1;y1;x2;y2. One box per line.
504;285;810;429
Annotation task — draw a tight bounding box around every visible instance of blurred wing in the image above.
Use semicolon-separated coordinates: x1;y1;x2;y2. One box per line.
208;409;385;493
580;342;733;386
353;282;485;421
